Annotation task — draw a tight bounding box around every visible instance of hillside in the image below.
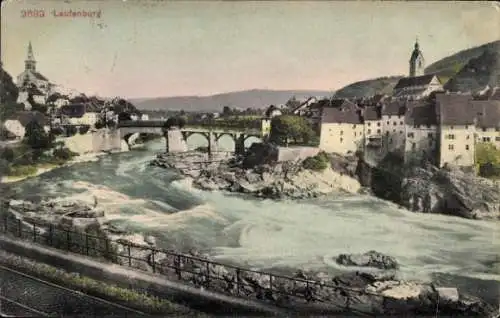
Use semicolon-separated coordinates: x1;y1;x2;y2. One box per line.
333;76;403;99
425;40;500;83
444;49;500;93
129;89;333;111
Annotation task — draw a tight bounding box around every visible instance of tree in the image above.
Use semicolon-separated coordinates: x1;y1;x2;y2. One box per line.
476;142;500;177
269;115;315;146
222;106;232;117
285;96;301;110
23;120;52;160
265;105;279;117
118;112;132;122
163;116;187;130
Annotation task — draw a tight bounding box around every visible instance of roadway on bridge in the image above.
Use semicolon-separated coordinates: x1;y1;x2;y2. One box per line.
0;265;146;317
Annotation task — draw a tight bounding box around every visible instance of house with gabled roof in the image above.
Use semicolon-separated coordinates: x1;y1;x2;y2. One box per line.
392;74;443;100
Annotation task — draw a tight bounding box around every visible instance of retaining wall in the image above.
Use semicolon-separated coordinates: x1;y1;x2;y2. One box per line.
277;146;320;162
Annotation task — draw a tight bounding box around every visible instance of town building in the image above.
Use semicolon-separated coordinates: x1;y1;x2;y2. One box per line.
404;100;438;165
381;100;407;153
473;100;500;149
59;104;100;127
319;100;364;155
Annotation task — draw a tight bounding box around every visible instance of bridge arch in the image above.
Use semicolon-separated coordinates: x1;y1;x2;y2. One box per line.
181;131;211;150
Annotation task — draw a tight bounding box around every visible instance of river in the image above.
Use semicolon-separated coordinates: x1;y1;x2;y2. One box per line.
6;136;500;302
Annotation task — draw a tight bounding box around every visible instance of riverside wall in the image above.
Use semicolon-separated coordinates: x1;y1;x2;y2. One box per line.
60;129;126;155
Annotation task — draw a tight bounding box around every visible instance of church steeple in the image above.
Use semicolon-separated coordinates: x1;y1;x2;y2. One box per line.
409;38;425;77
25;41;36;72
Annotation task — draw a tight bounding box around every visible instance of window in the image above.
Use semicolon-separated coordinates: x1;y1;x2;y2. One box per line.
448;144;454;150
367;122;371;126
393;129;396;133
377;122;381;126
466;135;470;140
482;128;487;132
412;142;416;150
483;137;491;142
387;121;390;125
354;132;357;137
340;130;344;135
465;125;468;129
465;145;469;150
450;126;454;130
393;122;397;126
367;129;371;134
426;124;431;128
340;137;343;143
407;132;415;138
446;134;455;139
353;125;356;129
377;129;381;134
496;136;500;141
427;133;433;138
496;127;499;132
400;121;403;125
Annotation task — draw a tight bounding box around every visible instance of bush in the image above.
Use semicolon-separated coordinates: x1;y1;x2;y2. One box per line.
302;151;329;171
53;147;77;161
0;147;15;162
476;143;500;178
8;164;37;177
79;125;90;135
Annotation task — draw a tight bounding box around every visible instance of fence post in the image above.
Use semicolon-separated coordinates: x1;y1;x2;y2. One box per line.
48;224;53;246
236;269;241;296
127;243;132;267
176;255;182;280
85;233;89;255
205;261;211;287
151;249;156;273
32;223;36;242
269;274;273;293
17;219;21;238
66;230;71;251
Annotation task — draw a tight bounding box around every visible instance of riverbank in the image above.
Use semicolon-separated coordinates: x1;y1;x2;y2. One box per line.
1;152;106;184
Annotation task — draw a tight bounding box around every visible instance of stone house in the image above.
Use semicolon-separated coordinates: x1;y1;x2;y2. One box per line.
59;103;100;127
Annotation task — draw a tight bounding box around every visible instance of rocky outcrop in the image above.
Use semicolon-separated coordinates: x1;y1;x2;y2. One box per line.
151;150;361;199
400;165;500;220
336;250;399;270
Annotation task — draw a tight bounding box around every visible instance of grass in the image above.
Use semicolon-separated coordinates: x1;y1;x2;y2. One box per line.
0;249;207;316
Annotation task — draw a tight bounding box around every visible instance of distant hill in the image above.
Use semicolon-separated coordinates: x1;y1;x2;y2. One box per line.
425;40;500;84
444;49;500;93
129;89;333;112
334;76;403;99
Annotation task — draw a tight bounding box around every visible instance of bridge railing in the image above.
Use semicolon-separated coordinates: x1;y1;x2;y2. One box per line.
117;121;262;135
0;213;383;314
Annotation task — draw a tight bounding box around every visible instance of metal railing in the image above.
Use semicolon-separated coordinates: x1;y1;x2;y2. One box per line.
0;213;383;314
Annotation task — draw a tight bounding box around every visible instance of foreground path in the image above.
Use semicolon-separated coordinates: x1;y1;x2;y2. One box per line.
0;265;145;317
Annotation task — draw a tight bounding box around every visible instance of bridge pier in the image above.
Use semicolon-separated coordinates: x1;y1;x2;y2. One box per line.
235;133;246;157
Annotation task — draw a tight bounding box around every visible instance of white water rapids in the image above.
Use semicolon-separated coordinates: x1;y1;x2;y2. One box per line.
7;135;500;298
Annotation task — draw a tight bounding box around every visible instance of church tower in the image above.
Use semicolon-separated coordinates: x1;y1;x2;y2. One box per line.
409;39;425;77
24;41;36;72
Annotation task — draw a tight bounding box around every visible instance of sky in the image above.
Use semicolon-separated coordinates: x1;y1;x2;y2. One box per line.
2;1;499;99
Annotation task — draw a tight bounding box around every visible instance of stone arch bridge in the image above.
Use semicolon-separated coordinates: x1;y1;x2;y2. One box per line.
117;120;264;156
